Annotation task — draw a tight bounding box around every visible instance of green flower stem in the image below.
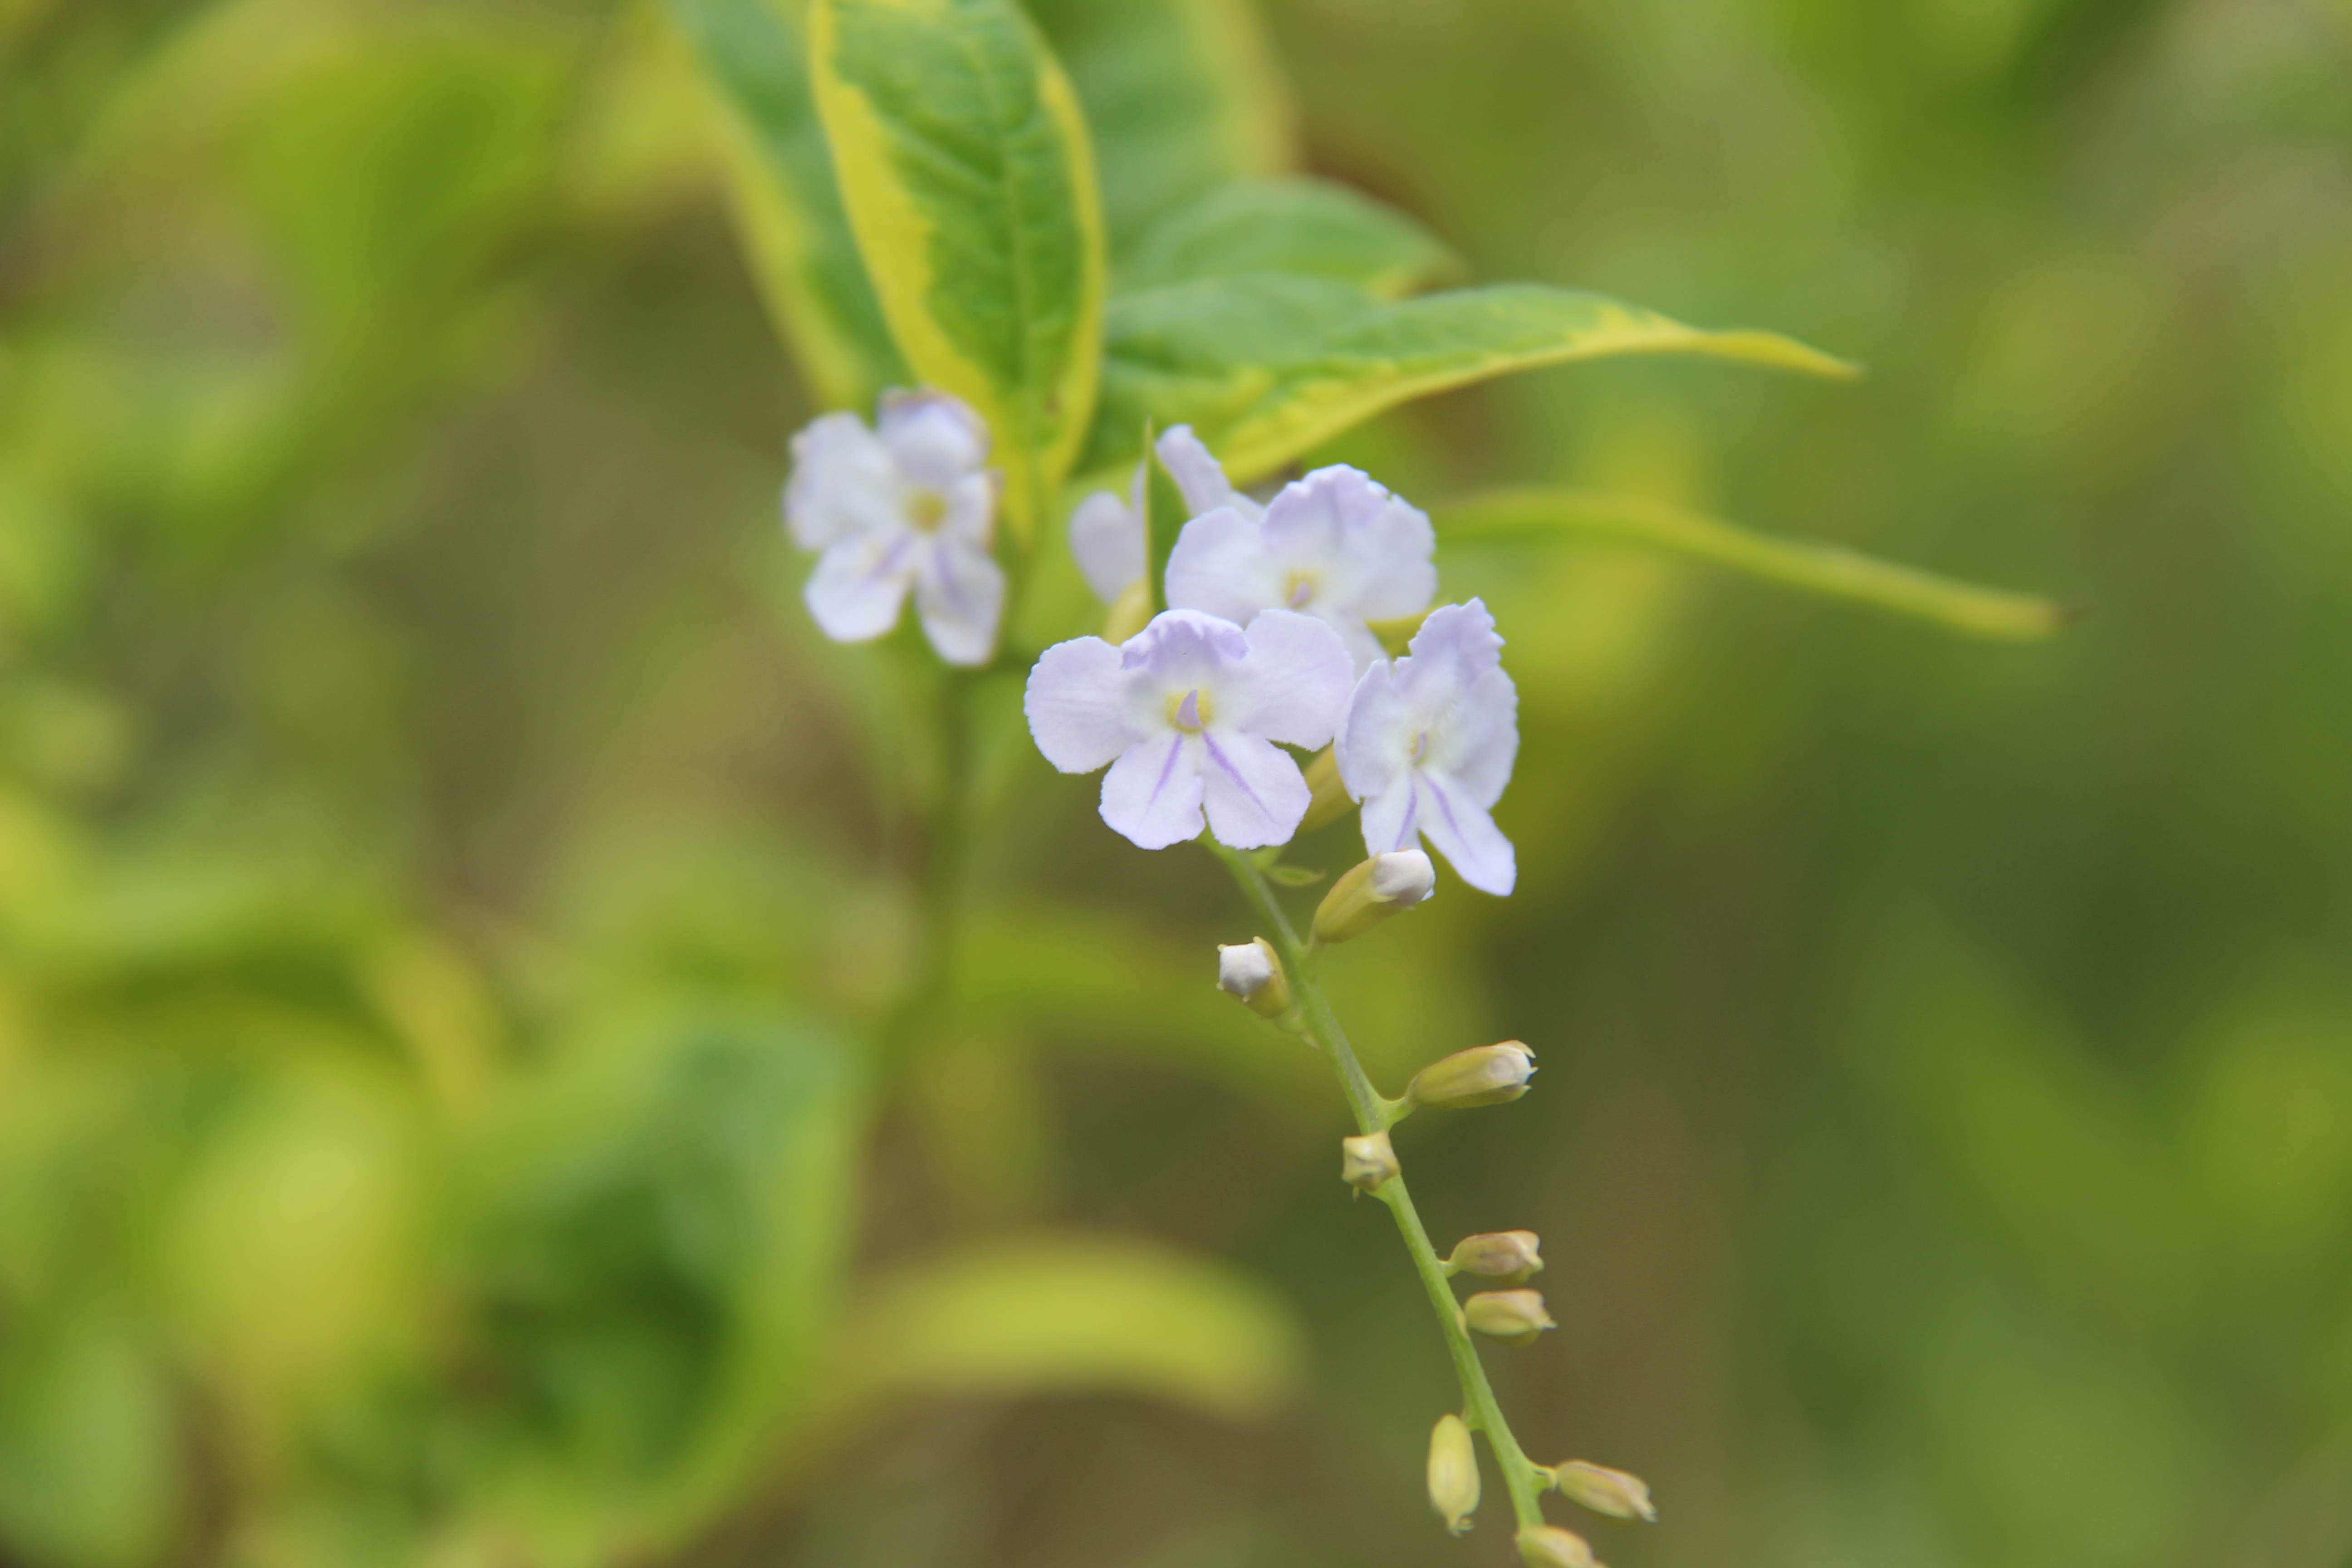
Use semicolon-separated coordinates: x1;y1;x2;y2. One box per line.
881;665;978;1071
1207;839;1551;1534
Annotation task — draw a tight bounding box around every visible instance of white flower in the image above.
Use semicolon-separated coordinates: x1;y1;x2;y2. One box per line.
1336;598;1519;895
1024;608;1353;850
784;390;1004;666
1165;464;1436;672
1066;425;1259;604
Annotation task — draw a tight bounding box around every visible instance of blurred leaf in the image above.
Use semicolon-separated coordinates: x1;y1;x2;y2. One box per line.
809;0;1107;542
843;1232;1305;1422
1029;0;1295;248
664;0;906;408
0;1320;178;1568
1084;274;1860;482
1117;176;1459;298
1262;863;1325;887
451;1002;864;1556
951;901;1323;1101
1435;485;2063;640
229;37;563;344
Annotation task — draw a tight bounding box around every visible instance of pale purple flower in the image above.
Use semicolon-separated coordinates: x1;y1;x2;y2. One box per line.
1024;608;1353;850
1066;426;1259;604
784;391;1004;666
1336;598;1519;895
1165;465;1436;673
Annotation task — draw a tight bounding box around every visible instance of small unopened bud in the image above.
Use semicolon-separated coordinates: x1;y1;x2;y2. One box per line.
1297;746;1353;834
1551;1460;1656;1523
1406;1041;1535;1109
1216;938;1291;1019
1462;1289;1555;1346
1517;1524;1601;1568
1426;1413;1479;1536
1102;578;1154;643
1312;850;1435;943
1340;1131;1399;1193
1446;1230;1544;1285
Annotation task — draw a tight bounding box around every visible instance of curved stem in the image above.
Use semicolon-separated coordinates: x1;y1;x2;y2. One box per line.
1206;840;1551;1532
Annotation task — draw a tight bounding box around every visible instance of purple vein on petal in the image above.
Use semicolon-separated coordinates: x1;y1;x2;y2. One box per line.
1147;734;1185;805
1201;732;1274;819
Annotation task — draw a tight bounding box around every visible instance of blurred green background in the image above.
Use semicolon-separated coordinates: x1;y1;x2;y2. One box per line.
4;0;2351;1566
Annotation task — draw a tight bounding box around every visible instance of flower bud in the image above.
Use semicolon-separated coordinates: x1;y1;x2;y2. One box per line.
1102;578;1154;644
1406;1041;1535;1109
1426;1413;1479;1536
1462;1289;1555;1346
1551;1460;1656;1523
1297;745;1353;835
1311;850;1436;944
1340;1131;1399;1193
1446;1230;1544;1285
1216;938;1291;1019
1517;1524;1601;1568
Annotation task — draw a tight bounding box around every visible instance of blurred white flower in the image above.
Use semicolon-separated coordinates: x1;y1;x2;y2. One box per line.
1066;425;1259;604
1024;608;1352;849
784;390;1004;666
1337;598;1519;895
1165;464;1436;672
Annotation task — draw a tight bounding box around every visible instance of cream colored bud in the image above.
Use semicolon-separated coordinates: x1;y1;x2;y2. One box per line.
1216;938;1291;1019
1297;746;1353;835
1102;578;1154;643
1406;1041;1535;1109
1551;1460;1656;1523
1446;1230;1544;1285
1517;1524;1601;1568
1462;1289;1555;1346
1340;1131;1399;1193
1426;1413;1480;1536
1311;850;1436;943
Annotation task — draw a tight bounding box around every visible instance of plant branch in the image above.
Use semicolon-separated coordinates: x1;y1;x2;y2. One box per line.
1207;839;1552;1533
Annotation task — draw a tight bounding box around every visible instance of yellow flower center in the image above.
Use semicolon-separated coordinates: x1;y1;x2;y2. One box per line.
1282;569;1318;608
1169;688;1213;731
907;490;950;532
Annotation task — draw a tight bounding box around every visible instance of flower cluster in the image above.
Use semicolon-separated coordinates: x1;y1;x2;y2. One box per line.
1039;426;1519;892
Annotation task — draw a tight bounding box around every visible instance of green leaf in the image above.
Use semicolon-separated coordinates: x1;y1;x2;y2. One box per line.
1027;0;1296;249
1084;273;1862;482
1118;176;1460;298
809;0;1108;543
843;1233;1306;1423
665;0;906;409
1435;486;2063;641
454;1003;867;1553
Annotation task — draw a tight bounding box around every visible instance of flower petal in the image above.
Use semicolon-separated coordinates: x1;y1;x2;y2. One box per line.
1068;489;1144;603
1413;771;1517;896
1198;729;1312;849
1100;731;1206;849
1164;505;1280;625
804;530;916;643
914;537;1005;667
1118;608;1251;678
877;390;988;487
1357;776;1420;858
937;471;998;549
1318;473;1437;623
1335;659;1412;802
1225;608;1353;750
1400;600;1518;808
785;412;902;550
1156;425;1259;521
1025;636;1135;772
